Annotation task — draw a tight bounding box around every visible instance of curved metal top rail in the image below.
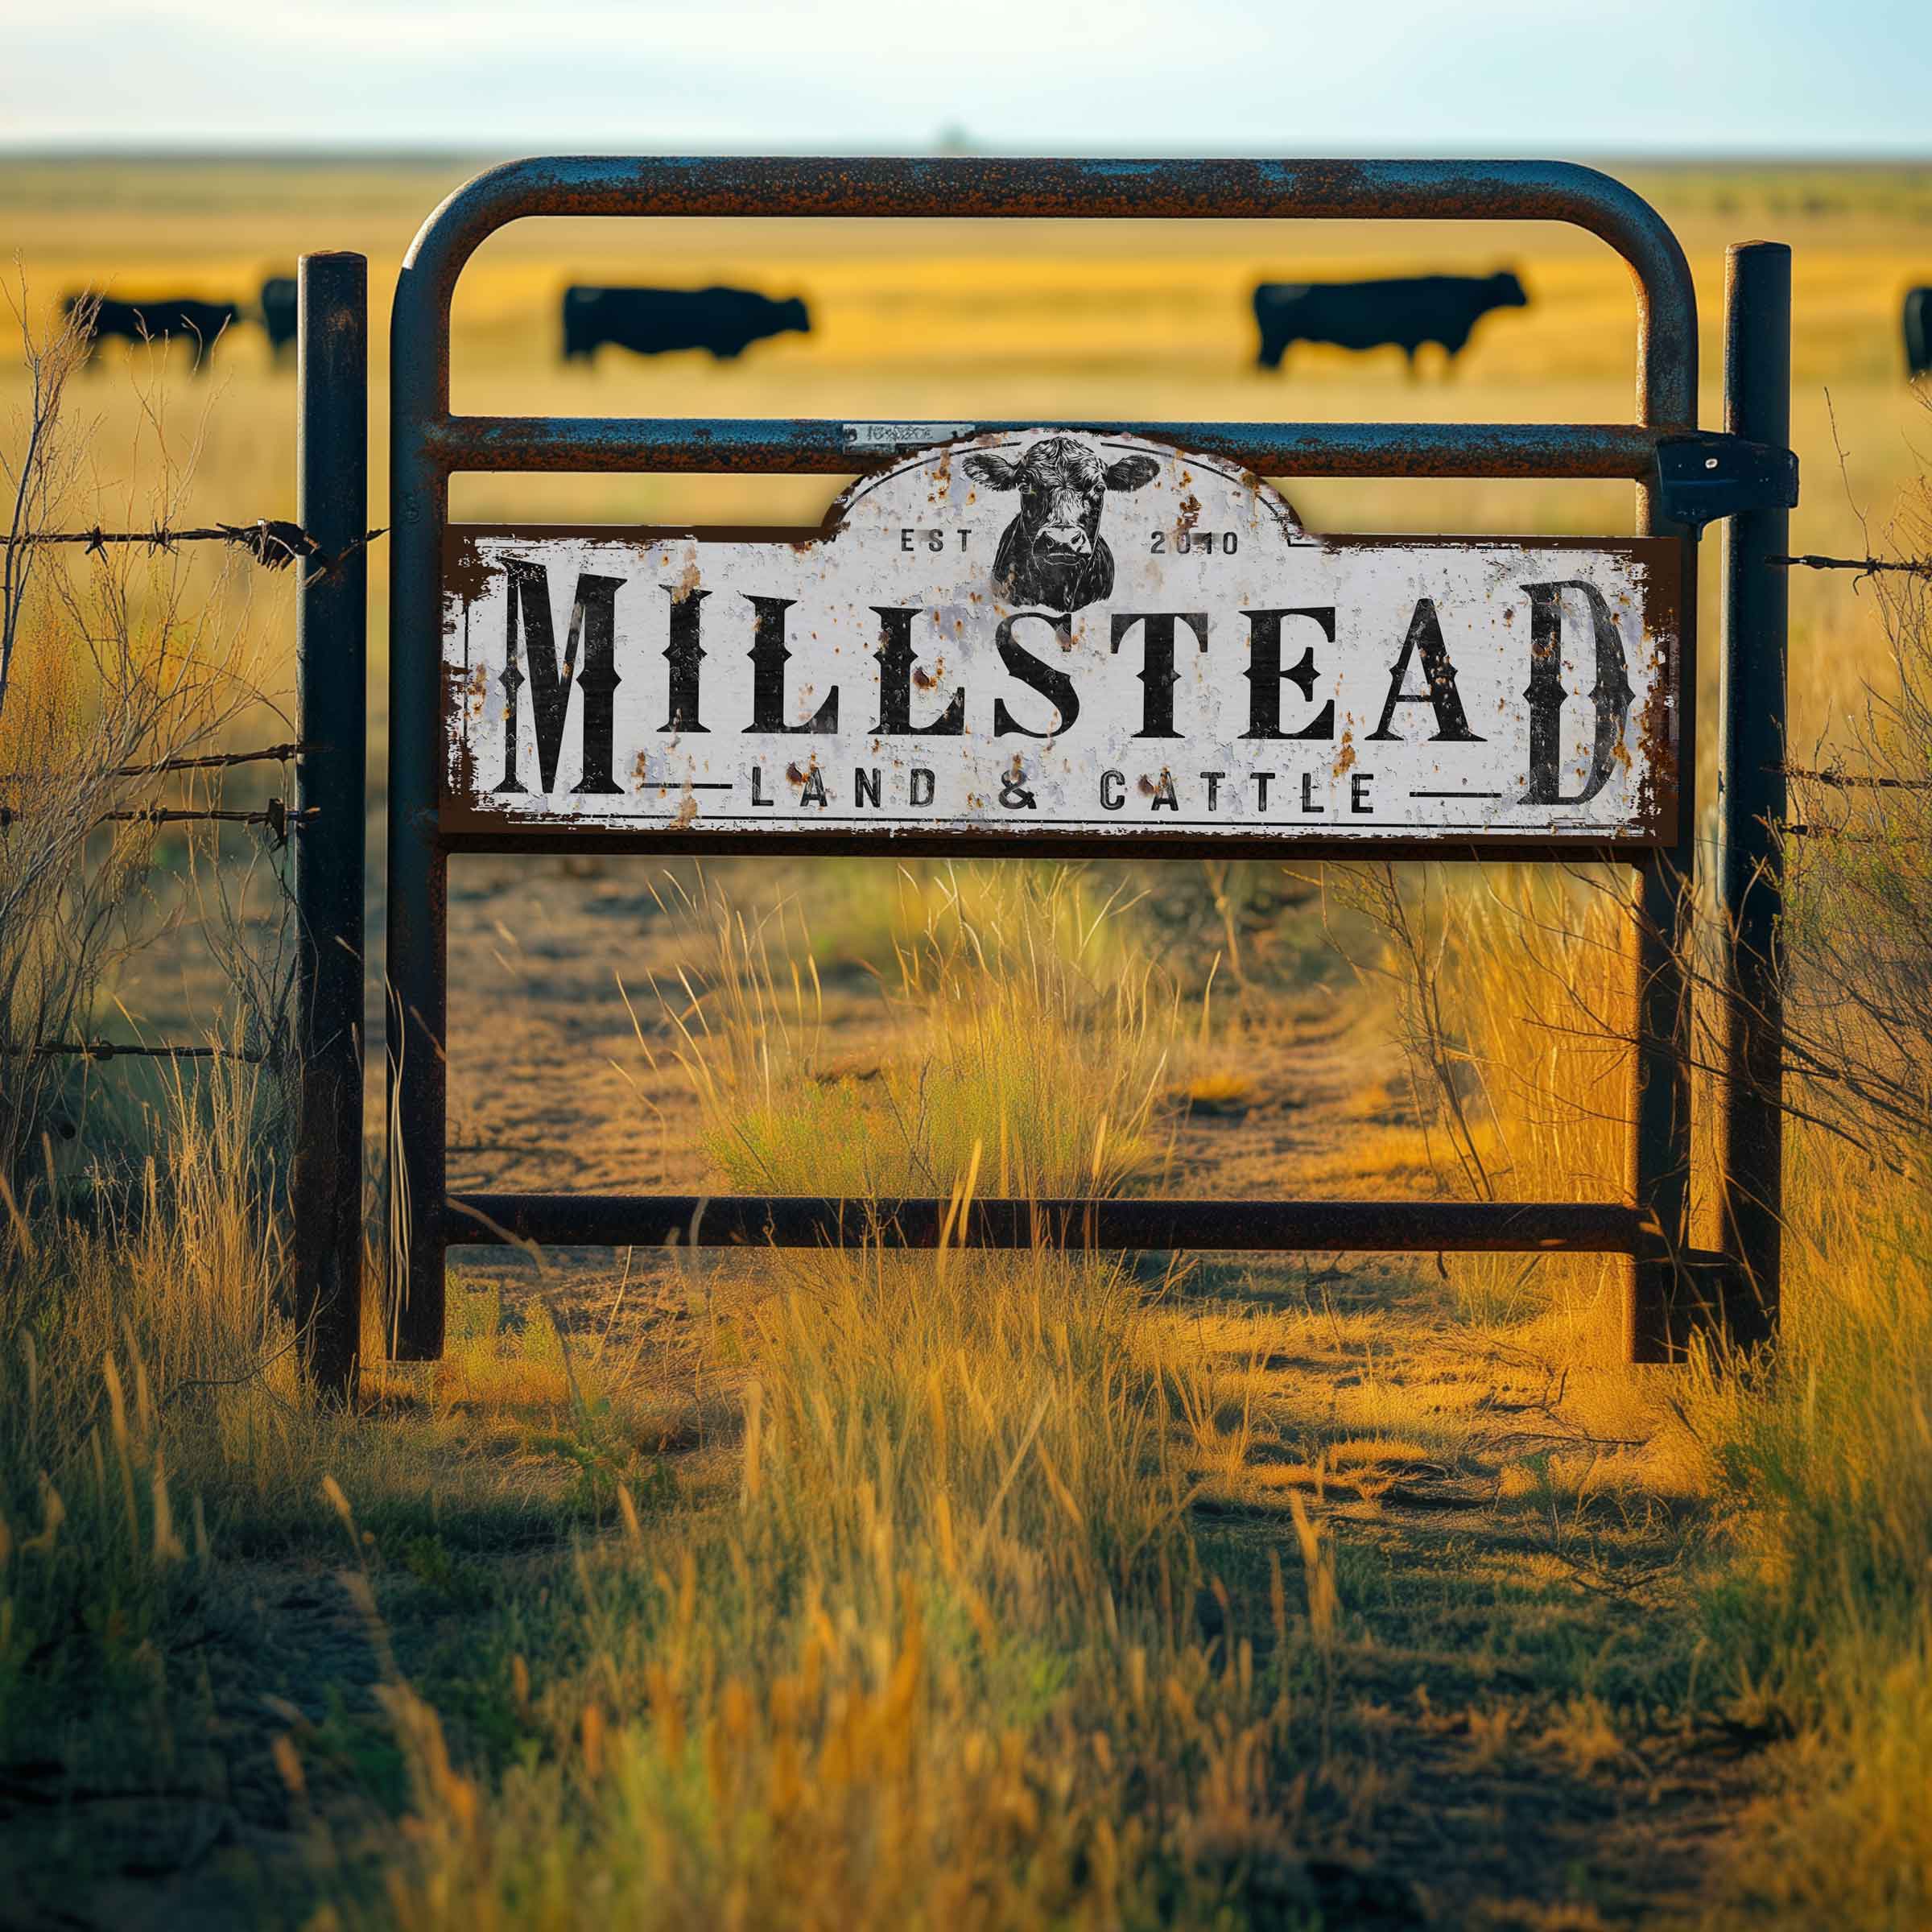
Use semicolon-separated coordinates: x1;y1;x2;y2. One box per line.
392;155;1696;439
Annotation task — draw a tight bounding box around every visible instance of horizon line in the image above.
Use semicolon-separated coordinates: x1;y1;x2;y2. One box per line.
2;142;1930;169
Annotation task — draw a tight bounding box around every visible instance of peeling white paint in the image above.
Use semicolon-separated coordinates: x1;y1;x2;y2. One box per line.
440;430;1677;844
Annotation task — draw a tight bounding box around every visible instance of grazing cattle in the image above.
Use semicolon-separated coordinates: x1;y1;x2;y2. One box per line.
1253;270;1529;374
561;285;810;363
1905;287;1932;382
961;436;1159;612
64;295;242;371
261;277;299;360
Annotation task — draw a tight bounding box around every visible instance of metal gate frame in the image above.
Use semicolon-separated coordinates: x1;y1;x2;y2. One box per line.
385;157;1794;1369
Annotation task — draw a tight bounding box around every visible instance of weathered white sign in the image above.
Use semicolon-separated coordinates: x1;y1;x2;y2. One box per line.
440;431;1678;845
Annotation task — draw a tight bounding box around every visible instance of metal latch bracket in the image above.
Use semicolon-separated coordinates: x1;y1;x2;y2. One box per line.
1653;434;1799;533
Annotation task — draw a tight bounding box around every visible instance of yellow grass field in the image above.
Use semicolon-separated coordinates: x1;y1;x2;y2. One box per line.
4;156;1930;757
6;157;1932;1930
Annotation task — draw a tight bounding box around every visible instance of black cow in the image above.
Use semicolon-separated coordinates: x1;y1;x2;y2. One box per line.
561;285;810;363
961;436;1159;612
1253;270;1529;374
64;295;242;372
261;277;299;361
1906;287;1932;382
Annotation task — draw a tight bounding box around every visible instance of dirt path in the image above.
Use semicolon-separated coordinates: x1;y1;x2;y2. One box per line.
19;859;1761;1929
419;859;1761;1927
439;859;1762;1926
1154;1018;1757;1928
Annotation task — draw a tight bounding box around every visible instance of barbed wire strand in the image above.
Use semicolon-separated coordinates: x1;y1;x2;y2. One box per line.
107;741;313;778
1;520;385;584
0;741;313;786
10;1042;278;1063
1770;552;1932;580
0;800;317;841
1781;765;1932;792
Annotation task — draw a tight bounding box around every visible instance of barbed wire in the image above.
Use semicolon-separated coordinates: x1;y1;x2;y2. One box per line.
1781;764;1932;792
2;519;385;584
107;741;313;778
1770;552;1932;581
0;740;312;787
0;798;317;843
0;533;1913;1088
10;1041;279;1064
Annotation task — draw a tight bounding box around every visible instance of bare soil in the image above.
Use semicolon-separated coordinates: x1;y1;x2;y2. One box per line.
5;856;1762;1930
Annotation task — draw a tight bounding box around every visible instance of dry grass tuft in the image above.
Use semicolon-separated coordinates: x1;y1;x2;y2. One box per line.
1351;485;1932;1920
365;877;1319;1926
659;864;1176;1200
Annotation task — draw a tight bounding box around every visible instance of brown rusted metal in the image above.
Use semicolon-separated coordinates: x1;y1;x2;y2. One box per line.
430;416;1668;481
446;1192;1659;1255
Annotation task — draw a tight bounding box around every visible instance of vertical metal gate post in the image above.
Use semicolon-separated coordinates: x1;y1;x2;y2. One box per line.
1715;241;1791;1348
291;250;368;1400
388;254;450;1360
1629;332;1699;1367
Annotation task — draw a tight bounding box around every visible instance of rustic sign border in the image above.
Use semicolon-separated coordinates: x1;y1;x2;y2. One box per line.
384;157;1784;1373
436;518;1686;858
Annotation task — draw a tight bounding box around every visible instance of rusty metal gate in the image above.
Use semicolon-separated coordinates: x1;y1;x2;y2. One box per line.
367;157;1795;1381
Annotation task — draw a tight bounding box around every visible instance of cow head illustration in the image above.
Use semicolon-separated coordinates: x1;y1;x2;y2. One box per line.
961;436;1160;612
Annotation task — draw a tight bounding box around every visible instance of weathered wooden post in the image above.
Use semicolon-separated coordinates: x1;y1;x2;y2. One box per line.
291;250;368;1402
1716;239;1791;1347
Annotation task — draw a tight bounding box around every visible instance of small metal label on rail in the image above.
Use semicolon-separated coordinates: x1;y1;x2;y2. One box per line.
841;420;978;450
440;431;1679;846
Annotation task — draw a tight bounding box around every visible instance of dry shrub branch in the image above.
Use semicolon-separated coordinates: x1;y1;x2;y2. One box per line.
0;282;276;1199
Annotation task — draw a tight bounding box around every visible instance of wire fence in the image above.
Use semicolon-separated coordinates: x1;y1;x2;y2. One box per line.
0;744;312;782
0;520;349;1067
103;741;314;778
1771;551;1932;581
3;533;1922;1069
1;518;385;584
1781;766;1932;792
0;800;316;839
9;1041;278;1064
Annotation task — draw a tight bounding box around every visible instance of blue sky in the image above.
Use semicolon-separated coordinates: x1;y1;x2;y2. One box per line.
2;0;1926;154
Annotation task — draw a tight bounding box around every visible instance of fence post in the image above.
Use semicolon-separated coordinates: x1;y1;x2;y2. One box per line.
291;251;368;1402
1716;239;1790;1349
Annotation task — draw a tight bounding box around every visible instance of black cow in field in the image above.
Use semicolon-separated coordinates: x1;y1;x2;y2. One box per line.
64;295;242;372
1253;270;1529;374
961;436;1159;612
261;277;299;361
1905;287;1932;382
561;285;810;363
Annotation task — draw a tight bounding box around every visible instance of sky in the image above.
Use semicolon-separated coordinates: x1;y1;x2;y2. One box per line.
0;0;1926;155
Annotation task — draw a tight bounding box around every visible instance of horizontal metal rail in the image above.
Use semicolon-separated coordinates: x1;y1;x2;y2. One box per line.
436;827;1656;865
431;416;1666;481
398;155;1696;436
415;151;1694;237
444;1192;1656;1255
